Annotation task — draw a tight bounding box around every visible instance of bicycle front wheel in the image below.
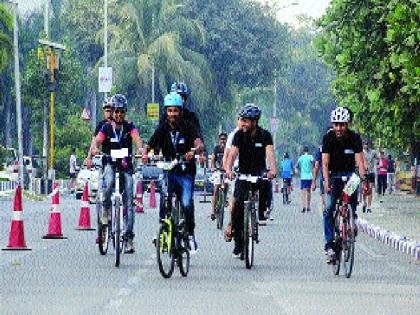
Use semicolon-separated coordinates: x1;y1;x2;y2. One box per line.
98;223;109;255
343;209;355;278
157;223;175;278
333;210;342;275
244;200;254;269
114;202;121;267
216;189;225;230
178;236;190;277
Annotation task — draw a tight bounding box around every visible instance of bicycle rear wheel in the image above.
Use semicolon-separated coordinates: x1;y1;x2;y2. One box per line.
157;223;175;278
216;189;225;230
343;209;355;278
178;236;190;277
98;222;109;255
244;200;254;269
333;210;342;275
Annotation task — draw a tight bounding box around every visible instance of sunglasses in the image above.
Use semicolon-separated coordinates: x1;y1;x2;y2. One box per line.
114;109;126;114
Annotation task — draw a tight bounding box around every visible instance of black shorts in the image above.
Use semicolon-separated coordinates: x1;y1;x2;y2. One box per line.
282;178;292;186
368;173;375;183
70;172;76;179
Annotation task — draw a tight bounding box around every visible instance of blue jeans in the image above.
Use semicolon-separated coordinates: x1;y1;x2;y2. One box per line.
159;171;194;234
103;164;135;240
323;173;357;245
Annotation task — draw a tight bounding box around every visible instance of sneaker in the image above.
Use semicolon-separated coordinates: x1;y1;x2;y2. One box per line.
302;208;306;213
367;208;372;213
326;248;335;264
125;239;135;254
189;235;198;254
232;242;241;258
362;204;367;213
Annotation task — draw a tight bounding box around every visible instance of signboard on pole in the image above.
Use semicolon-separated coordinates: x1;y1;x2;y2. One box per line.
146;103;160;121
98;67;112;92
81;107;91;121
270;117;279;133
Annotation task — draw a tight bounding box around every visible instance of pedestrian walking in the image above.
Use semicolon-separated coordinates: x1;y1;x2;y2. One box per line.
362;142;376;212
297;145;314;213
387;154;396;194
69;148;78;193
377;151;388;198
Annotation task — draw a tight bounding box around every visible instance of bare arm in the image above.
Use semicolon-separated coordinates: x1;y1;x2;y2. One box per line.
222;148;230;171
132;132;143;155
322;153;330;187
265;145;277;178
313;160;320;179
226;146;239;173
355;152;366;178
210;153;216;170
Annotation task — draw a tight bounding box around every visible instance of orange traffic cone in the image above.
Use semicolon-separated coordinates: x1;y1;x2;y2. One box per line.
43;182;67;239
76;182;95;230
2;185;31;251
135;180;144;213
275;179;279;193
149;180;157;208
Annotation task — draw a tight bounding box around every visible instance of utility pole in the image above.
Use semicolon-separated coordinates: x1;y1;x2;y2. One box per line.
43;0;49;194
9;0;24;186
104;0;108;99
273;78;277;155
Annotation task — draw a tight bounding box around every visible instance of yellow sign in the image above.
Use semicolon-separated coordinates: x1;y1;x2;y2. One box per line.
147;103;160;121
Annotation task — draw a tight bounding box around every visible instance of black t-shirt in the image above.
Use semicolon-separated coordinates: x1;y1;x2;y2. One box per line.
322;129;363;174
95;119;111;154
148;119;198;174
212;145;225;169
99;120;138;171
232;127;273;175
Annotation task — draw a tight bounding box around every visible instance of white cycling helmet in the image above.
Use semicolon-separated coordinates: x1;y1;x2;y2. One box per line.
330;107;350;123
102;96;113;109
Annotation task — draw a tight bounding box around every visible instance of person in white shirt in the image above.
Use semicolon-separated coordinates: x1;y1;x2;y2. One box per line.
69;148;78;193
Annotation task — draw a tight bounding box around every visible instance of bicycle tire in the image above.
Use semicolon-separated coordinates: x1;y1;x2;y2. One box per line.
114;199;121;267
178;236;190;277
333;209;341;275
244;199;254;269
157;223;175;278
343;208;355;278
98;222;109;255
216;188;225;230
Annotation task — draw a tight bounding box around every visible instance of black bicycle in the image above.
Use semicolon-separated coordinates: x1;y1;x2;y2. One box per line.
332;175;359;278
238;174;270;269
156;158;191;278
214;168;227;230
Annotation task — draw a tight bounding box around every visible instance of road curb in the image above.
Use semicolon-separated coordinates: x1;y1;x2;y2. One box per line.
357;219;420;260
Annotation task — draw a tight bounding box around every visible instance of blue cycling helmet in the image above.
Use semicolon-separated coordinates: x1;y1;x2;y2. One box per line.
164;92;183;108
111;94;127;111
170;82;189;97
239;103;261;120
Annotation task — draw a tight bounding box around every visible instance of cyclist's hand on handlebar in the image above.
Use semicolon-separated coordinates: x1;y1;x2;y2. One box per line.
267;170;276;180
226;170;234;181
184;151;194;161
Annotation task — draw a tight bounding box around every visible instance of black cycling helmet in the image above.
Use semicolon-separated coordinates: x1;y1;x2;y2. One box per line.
239;103;261;121
170;82;189;98
111;94;127;111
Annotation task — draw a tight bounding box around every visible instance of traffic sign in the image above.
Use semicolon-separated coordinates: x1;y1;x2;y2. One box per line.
98;67;112;92
147;103;160;121
81;107;91;121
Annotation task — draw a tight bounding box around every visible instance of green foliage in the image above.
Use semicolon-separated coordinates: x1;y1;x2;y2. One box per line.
54;114;93;177
318;0;420;154
0;3;13;73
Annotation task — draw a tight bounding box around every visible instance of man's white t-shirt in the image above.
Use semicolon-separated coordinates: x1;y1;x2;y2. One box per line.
226;127;239;168
70;154;77;174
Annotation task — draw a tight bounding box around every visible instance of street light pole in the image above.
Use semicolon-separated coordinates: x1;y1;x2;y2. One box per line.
273;78;277;154
104;0;108;99
9;0;24;186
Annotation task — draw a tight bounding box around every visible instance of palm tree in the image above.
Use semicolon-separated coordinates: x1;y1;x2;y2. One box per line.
0;3;13;73
105;0;212;111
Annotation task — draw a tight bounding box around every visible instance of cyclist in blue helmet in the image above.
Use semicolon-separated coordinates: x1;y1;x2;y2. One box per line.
148;92;203;253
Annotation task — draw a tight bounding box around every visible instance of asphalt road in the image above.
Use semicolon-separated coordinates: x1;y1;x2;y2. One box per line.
0;188;419;315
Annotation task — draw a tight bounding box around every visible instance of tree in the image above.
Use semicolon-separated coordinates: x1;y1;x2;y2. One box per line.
0;3;13;73
317;0;420;157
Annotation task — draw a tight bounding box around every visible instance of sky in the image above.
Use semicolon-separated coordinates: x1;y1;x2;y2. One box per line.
17;0;331;26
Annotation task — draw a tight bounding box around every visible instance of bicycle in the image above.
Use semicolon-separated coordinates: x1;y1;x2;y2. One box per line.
332;174;360;278
97;148;130;267
214;168;228;230
237;173;270;269
155;157;191;278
